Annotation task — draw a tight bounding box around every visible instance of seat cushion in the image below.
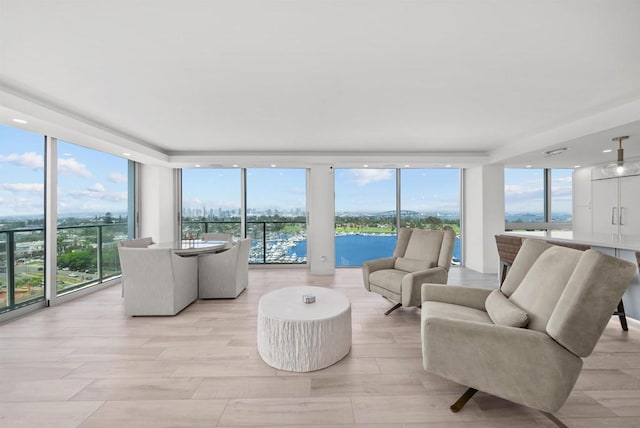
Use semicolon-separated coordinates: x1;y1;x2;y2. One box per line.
422;301;493;325
394;257;434;272
369;269;407;294
485;290;528;328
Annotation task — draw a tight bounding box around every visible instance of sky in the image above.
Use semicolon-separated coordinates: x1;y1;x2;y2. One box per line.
0;125;128;218
505;168;573;214
1;123;573;219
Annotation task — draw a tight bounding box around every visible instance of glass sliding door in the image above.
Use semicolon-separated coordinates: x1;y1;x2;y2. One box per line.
181;168;242;239
0;125;46;312
334;168;397;266
245;168;307;264
400;169;461;263
56;140;129;294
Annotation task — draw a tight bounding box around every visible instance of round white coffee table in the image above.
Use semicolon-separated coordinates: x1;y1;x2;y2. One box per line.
257;286;351;372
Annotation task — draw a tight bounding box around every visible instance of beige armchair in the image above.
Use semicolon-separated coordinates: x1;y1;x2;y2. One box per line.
201;232;233;245
421;238;637;422
198;238;251;299
362;227;456;315
117;237;154;297
118;246;198;316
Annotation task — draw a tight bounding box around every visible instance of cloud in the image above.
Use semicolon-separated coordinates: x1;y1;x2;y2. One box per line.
350;169;394;186
1;183;45;194
108;172;127;184
88;183;105;193
58;157;92;178
0;152;44;169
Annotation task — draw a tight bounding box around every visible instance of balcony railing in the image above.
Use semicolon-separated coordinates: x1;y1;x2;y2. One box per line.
0;223;126;313
182;220;307;264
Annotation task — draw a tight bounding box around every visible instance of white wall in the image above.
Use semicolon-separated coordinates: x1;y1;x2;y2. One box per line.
307;165;336;274
139;164;177;243
463;165;504;274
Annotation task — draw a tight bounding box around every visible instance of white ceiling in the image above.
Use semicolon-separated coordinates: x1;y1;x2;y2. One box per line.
1;0;640;168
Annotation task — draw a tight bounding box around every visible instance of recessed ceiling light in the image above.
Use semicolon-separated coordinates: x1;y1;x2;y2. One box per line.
122;152;132;156
404;164;410;168
574;165;581;168
525;165;532;168
232;164;238;168
363;164;369;168
445;164;452;168
271;164;277;167
602;149;613;153
12;118;28;124
195;164;201;167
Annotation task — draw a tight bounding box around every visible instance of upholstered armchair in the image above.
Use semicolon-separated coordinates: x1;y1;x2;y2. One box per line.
201;232;233;246
118;247;198;316
118;236;154;248
198;238;251;299
421;238;637;421
362;227;456;315
117;237;154;297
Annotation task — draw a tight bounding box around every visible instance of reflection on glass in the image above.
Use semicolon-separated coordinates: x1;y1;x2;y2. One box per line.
334;168;396;266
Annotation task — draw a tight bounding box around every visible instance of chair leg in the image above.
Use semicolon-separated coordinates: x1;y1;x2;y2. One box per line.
384;303;402;315
613;300;628;331
450;387;477;413
539;411;568;428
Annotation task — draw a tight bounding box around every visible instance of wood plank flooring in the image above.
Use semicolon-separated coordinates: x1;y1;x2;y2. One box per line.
0;267;639;427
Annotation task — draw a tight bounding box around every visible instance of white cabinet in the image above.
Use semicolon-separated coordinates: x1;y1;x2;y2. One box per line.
572;167;592;240
619;175;640;244
591;174;640;243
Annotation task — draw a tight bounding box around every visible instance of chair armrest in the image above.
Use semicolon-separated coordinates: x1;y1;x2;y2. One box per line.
362;257;396;291
400;267;449;307
421;283;493;311
422;317;582;412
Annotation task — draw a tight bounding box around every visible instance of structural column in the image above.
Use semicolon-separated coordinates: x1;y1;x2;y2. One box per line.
307;165;336;274
463;165;504;274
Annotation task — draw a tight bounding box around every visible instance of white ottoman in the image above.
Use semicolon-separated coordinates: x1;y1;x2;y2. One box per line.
257;286;352;372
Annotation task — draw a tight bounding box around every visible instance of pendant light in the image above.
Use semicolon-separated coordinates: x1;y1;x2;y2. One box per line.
600;136;640;177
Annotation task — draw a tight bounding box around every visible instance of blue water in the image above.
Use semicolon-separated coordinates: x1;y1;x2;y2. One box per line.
288;234;461;267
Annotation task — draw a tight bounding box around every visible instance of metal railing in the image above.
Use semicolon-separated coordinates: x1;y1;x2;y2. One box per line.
0;223;126;313
182;220;307;264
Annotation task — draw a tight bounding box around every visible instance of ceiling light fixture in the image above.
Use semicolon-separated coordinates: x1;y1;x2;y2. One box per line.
195;164;201;167
525;165;532;168
602;149;613;153
363;164;369;168
574;165;581;168
12;118;28;124
232;164;238;168
600;136;640;177
544;147;568;157
445;164;452;168
122;152;132;156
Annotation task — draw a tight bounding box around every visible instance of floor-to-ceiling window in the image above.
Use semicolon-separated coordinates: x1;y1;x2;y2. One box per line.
0;125;46;312
181;167;307;264
400;169;461;263
504;168;572;236
181;168;242;239
334;168;397;266
245;168;307;264
335;167;462;267
56;140;129;295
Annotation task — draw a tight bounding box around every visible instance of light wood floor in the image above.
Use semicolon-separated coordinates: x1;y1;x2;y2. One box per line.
0;267;639;427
